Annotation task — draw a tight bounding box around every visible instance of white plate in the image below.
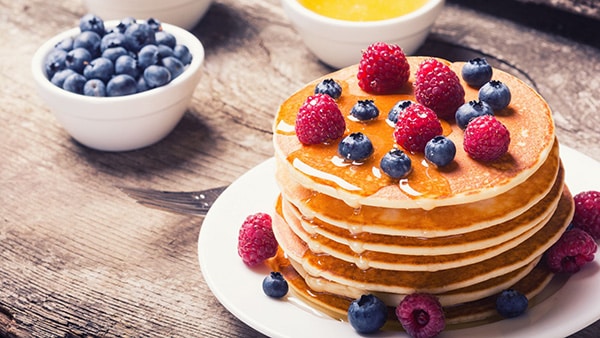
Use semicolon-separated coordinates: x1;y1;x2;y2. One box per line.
198;145;600;338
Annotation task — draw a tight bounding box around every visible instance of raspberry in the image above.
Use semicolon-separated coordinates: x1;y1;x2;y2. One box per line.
414;58;465;120
357;42;410;94
237;213;278;266
393;103;442;153
396;293;445;338
463;115;510;162
572;190;600;240
545;228;597;273
295;94;346;145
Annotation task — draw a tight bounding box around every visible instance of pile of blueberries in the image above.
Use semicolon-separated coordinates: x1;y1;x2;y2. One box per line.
43;14;193;97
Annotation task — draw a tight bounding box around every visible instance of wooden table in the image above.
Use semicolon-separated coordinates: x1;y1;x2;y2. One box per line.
1;0;599;337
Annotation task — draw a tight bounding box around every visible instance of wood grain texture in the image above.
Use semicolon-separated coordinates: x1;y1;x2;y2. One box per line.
0;0;599;337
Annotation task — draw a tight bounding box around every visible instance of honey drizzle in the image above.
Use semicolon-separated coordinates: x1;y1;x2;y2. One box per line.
279;78;453;199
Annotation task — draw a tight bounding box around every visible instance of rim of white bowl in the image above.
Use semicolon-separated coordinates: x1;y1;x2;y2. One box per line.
31;20;205;104
282;0;445;28
83;0;210;12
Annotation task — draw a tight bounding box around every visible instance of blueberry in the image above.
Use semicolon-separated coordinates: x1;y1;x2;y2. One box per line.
114;54;139;78
314;78;342;99
155;31;177;49
380;149;412;179
147;18;163;32
44;48;67;78
83;79;106;97
338;132;373;162
73;31;102;57
350;100;379;121
136;76;150;93
143;65;172;88
347;294;388;334
113;17;137;34
137;44;160;69
496;289;528;318
425;136;456;167
161;56;185;79
157;44;174;59
65;47;92;73
106;74;137;97
62;73;87;94
387;100;413;126
124;22;156;52
83;57;114;82
102;46;129;62
54;36;74;51
50;69;77;87
479;80;511;111
79;14;105;36
455;100;494;130
173;44;192;65
100;32;128;52
461;57;493;88
262;272;288;298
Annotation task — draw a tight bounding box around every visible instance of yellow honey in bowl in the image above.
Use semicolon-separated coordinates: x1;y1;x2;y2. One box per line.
298;0;429;21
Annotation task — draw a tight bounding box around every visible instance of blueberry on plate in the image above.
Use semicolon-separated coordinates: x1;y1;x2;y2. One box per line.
106;74;137;97
262;272;288;298
479;80;512;111
350;99;379;121
496;289;528;318
314;78;342;99
380;148;412;179
461;57;493;88
338;132;374;162
347;294;388;334
425;136;456;167
455;100;494;130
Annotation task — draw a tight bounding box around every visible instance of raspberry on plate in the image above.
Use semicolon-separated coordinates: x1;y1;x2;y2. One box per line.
414;58;465;120
396;293;445;338
295;94;346;145
572;190;600;240
393;103;442;153
545;228;597;273
357;42;410;94
237;212;278;266
463;115;510;162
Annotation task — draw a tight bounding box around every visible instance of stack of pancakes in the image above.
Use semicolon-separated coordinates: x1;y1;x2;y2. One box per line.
270;57;573;325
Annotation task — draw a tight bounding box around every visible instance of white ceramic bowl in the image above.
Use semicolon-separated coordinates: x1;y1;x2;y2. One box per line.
31;20;205;152
281;0;445;68
83;0;213;30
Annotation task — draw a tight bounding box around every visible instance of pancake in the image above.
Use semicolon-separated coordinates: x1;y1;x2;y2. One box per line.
277;141;561;238
273;57;555;209
273;188;572;294
268;56;574;330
